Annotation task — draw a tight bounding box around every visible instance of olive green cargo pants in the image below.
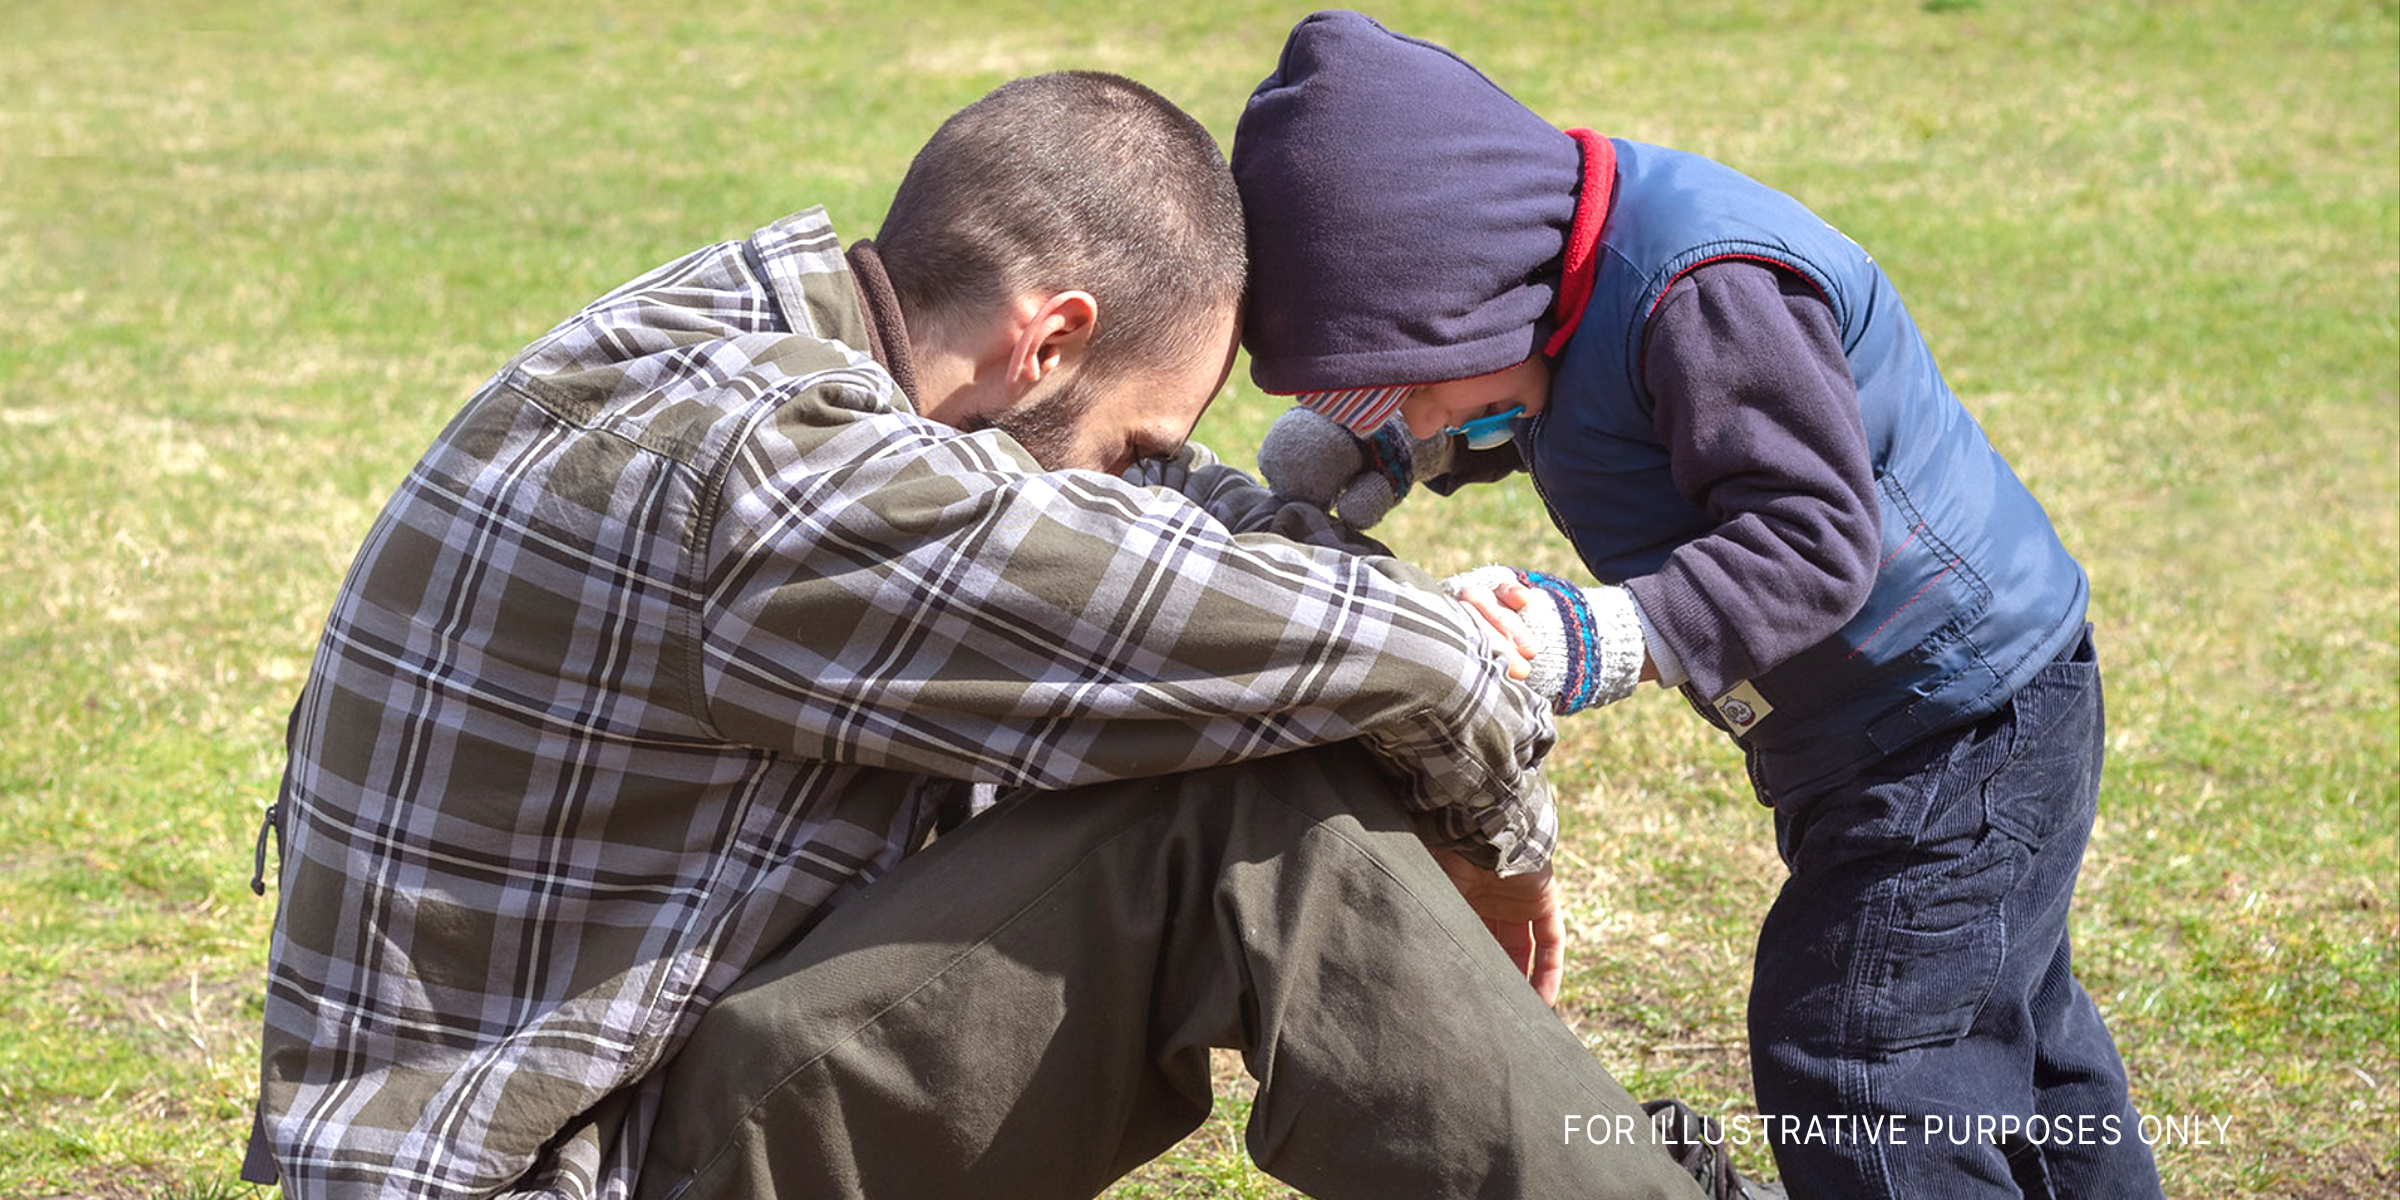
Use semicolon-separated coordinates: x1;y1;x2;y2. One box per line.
636;744;1703;1200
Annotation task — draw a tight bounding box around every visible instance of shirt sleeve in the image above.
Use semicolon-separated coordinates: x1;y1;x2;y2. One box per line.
1621;258;1880;701
1123;441;1396;558
697;392;1559;874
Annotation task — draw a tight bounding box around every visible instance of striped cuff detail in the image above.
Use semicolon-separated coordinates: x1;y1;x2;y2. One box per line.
1360;420;1416;505
1520;571;1644;715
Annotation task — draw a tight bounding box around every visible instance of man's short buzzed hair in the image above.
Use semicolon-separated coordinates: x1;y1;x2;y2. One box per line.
877;71;1247;378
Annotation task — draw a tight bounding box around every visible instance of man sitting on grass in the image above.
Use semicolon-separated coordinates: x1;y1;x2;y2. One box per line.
243;71;1760;1200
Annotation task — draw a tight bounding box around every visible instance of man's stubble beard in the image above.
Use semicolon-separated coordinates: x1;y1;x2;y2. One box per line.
961;372;1103;473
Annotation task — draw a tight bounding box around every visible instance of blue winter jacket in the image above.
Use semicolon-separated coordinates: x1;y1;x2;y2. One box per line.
1524;139;2089;800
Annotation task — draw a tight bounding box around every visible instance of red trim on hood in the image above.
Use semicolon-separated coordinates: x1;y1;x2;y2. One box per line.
1544;129;1615;358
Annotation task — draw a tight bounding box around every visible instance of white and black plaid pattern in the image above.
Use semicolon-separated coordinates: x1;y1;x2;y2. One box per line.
254;206;1557;1199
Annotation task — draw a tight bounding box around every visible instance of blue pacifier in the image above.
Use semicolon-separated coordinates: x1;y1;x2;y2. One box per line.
1444;406;1526;451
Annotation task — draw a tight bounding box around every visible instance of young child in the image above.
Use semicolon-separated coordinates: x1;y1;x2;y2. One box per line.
1232;12;2164;1199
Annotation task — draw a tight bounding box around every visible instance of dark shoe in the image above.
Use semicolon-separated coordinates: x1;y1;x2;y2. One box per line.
1642;1099;1786;1200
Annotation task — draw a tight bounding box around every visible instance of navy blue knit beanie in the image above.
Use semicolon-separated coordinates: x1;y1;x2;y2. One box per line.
1233;10;1580;395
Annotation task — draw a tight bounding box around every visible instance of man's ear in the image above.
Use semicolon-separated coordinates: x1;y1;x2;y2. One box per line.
1005;291;1100;395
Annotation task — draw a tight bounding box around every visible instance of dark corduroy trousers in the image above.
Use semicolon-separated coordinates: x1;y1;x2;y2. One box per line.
1749;631;2162;1200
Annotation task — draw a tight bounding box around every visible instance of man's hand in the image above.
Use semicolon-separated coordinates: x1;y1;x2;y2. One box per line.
1429;846;1567;1007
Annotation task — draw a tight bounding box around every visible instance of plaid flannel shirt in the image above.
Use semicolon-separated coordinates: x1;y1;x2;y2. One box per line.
251;206;1557;1198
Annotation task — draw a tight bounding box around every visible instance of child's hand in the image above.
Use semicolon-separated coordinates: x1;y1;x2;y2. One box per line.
1443;565;1648;714
1445;573;1539;681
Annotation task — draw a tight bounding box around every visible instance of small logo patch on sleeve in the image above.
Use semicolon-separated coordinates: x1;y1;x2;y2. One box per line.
1713;680;1774;736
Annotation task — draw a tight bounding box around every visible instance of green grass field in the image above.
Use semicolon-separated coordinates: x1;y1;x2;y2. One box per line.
2;1;2393;1196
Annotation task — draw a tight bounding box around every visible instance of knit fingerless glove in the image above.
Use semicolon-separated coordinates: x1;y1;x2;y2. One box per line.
1443;565;1647;715
1257;407;1453;531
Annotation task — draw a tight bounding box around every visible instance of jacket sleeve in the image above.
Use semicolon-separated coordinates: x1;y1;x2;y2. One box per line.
696;390;1558;874
1623;258;1881;701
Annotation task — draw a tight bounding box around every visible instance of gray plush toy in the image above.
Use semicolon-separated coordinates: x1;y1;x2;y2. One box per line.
1254;407;1454;530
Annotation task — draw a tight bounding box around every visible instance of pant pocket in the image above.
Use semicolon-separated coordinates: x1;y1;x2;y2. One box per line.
1856;834;2020;1053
